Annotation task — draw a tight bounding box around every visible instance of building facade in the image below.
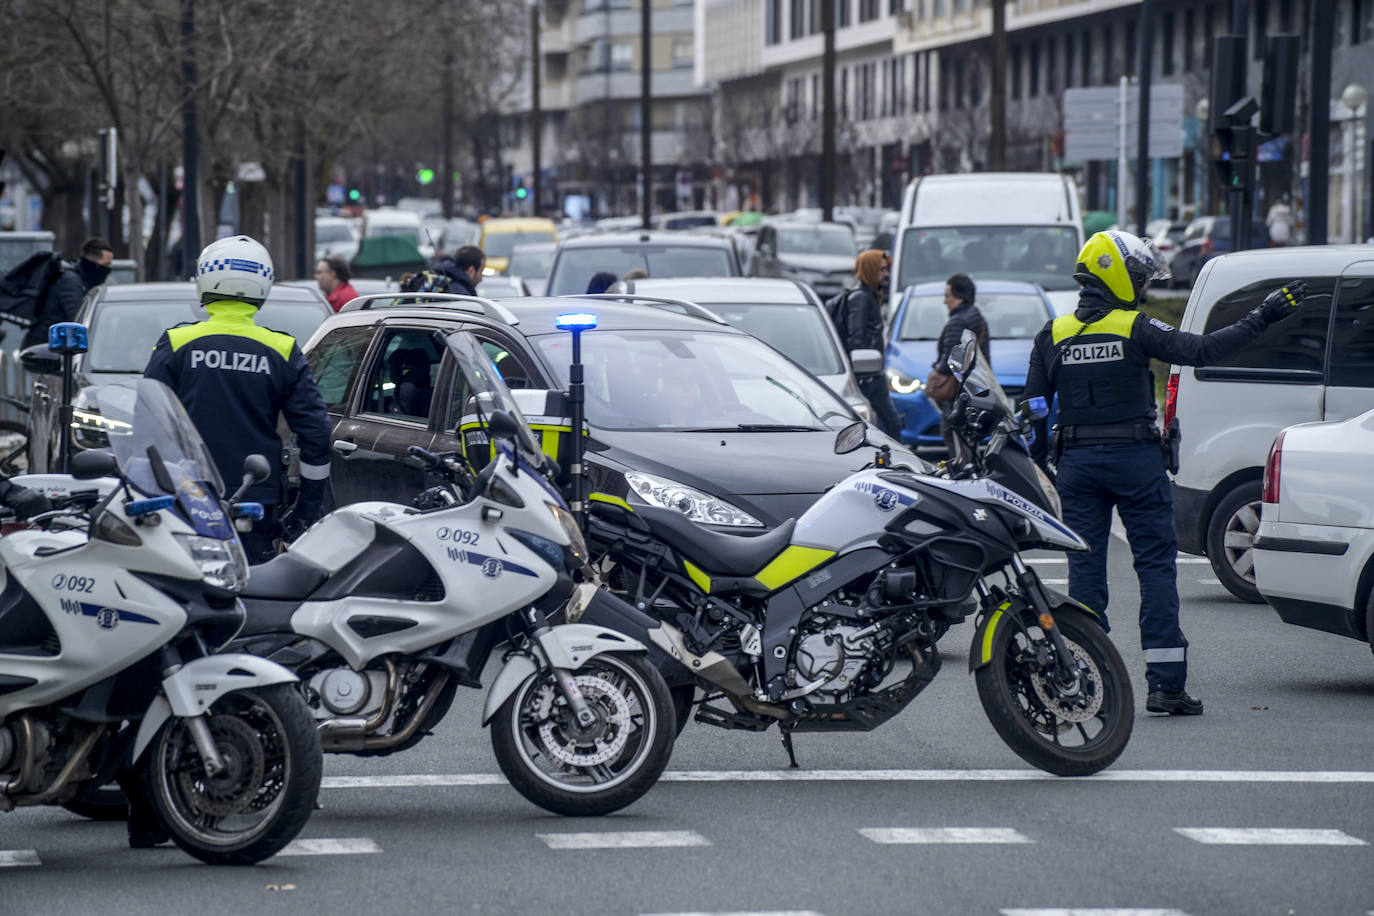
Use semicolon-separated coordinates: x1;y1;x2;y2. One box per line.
699;0;1374;241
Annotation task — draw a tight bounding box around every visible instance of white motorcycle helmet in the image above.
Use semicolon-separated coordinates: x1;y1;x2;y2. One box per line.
195;235;274;306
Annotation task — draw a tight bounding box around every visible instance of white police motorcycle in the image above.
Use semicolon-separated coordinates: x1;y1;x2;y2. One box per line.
0;376;322;865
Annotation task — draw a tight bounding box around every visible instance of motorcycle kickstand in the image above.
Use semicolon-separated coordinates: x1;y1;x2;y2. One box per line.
779;728;800;769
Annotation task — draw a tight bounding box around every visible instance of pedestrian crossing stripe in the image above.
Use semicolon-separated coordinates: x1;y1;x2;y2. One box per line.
860;827;1032;844
273;838;382;856
538;830;711;850
0;850;39;867
1174;828;1367;846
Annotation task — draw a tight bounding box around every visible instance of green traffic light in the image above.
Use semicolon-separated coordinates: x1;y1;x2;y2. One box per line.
417;168;435;186
515;187;528;200
348;189;361;201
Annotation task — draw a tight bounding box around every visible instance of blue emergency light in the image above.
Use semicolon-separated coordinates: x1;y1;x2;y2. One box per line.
554;313;598;331
127;496;176;517
48;322;88;355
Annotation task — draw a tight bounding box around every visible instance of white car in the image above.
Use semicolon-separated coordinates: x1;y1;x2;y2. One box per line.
606;276;879;422
1254;409;1374;656
314;216;359;264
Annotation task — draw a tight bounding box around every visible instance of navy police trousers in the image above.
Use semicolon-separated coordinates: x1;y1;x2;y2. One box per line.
1056;443;1188;693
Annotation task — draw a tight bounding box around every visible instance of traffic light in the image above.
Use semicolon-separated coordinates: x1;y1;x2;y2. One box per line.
1214;96;1259;194
416;168;435;186
515;186;528;200
348;188;361;202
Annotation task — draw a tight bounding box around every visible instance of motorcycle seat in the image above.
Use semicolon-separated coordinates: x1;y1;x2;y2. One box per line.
634;505;797;579
241;551;330;601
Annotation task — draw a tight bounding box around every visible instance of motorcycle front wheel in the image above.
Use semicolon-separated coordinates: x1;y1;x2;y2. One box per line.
143;684;323;865
490;652;674;817
975;605;1133;776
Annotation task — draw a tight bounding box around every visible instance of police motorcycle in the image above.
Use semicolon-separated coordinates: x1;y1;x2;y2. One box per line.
578;331;1134;776
225;331;675;817
0;376;323;865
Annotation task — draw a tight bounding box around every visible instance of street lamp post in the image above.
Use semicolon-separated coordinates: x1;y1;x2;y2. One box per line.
1341;83;1367;244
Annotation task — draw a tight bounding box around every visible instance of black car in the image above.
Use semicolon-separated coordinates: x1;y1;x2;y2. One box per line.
304;294;919;528
23;281;332;477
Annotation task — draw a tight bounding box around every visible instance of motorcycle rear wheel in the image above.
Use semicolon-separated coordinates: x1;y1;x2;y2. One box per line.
491;652;674;816
975;606;1133;776
143;684;323;865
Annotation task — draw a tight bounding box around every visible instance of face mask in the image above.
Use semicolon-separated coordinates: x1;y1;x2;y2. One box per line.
81;258;112;286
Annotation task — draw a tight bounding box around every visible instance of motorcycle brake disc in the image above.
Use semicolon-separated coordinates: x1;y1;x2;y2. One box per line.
1029;639;1103;727
176;715;267;817
531;673;632;768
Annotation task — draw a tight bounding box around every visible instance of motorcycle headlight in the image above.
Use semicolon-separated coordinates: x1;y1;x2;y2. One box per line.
174;533;248;592
547;502;589;565
1033;464;1063;519
624;471;763;527
887;367;923;394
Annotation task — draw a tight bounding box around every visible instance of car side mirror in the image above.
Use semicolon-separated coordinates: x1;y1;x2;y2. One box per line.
20;345;60;376
69;449;117;480
834;420;869;454
849;348;883;375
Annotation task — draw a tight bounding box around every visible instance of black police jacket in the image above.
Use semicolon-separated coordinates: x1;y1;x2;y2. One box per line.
143;300;332;505
1023;288;1276;461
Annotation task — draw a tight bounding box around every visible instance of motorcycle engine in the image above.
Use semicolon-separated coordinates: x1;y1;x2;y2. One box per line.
793;616;880;702
306;667;391;720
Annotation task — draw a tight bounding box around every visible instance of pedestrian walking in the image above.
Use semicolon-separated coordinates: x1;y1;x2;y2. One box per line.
1265;196;1294;246
23;237;113;348
928;272;989;456
1022;230;1306;716
144;235;333;563
586;272;618;294
314;255;359;312
844;249;902;438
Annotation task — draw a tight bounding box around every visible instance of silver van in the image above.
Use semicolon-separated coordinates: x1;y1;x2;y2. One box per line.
1170;245;1374;602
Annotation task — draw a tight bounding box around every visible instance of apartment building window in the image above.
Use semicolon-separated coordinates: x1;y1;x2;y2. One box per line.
1159;12;1174;75
889;0;905;14
1029;41;1040;97
790;0;805;39
859;0;880;23
1011;45;1022;100
840;67;849;118
838;0;850;27
968;58;981;106
912;52;921;113
1278;0;1293;31
1064;32;1074;87
1046;37;1056;94
1182;9;1194;72
865;63;878;119
766;0;782;44
1081;29;1091;86
1203;4;1215;67
612;42;633;70
1352;0;1365;45
671;38;693;69
880;59;890;116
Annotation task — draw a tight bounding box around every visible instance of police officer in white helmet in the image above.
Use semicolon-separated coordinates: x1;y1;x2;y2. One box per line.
144;235;332;561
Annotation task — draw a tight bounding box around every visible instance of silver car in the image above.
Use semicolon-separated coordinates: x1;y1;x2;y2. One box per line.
607;276;879;423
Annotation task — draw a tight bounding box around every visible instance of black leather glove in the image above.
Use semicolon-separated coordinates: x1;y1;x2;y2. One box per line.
0;479;50;520
1259;280;1308;322
278;506;318;543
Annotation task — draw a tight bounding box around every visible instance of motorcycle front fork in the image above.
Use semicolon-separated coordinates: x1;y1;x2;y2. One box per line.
522;608;598;728
976;555;1080;682
159;644;227;777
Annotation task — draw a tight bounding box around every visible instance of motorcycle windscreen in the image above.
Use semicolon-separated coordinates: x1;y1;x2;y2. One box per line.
445;330;544;468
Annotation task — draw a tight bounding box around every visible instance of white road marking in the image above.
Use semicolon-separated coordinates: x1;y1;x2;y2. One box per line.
1026;558;1066;565
860;827;1031;844
0;850;40;867
1175;828;1367;846
322;769;1374;789
1002;910;1191;916
538;830;711;850
1197;578;1222;586
642;912;825;916
274;838;382;856
1176;558;1211;565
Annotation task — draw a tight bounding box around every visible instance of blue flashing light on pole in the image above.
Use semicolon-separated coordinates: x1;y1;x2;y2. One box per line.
554;313;598;330
556;312;597;529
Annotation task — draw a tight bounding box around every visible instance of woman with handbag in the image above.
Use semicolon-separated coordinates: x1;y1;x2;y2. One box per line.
929;273;989;457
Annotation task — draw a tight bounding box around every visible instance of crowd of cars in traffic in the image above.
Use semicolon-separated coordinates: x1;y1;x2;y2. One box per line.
21;179;1374;666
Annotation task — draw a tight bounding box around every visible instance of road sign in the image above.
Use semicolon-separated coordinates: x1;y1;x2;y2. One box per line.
1064;84;1185;161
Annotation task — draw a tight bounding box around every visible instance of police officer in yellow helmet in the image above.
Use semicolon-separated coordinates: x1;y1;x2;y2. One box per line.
1023;230;1305;716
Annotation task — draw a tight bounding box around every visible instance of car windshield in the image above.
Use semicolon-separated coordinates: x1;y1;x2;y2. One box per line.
506;247;554;278
94;379;230;523
660;215;718;229
706;302;844;375
484;231;555;258
86;298;329;373
547;245;735;295
898;291;1050;341
316;223;353;243
896;226;1080;291
534;329;854;432
368;225;420;241
778;226;856;256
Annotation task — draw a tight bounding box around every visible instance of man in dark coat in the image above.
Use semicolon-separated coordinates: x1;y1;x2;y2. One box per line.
23;237;113;347
931;272;989;454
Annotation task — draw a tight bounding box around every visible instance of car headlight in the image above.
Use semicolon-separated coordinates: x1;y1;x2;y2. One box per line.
70;407;131;449
624;471;763;527
547;501;589;565
174;533;248;592
887;368;923;394
1033;464;1063;519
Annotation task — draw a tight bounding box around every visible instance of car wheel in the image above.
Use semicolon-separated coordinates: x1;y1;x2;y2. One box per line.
1205;480;1265;604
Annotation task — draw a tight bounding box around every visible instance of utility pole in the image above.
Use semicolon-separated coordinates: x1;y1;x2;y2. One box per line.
180;0;200;273
989;0;1007;170
1308;0;1333;245
442;52;454;219
640;0;652;229
820;0;835;223
531;1;542;217
1134;0;1153;237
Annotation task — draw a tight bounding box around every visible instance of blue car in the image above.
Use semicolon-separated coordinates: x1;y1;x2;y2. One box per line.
884;279;1056;451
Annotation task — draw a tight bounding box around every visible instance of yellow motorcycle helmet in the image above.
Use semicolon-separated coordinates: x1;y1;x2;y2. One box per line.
1074;230;1171;309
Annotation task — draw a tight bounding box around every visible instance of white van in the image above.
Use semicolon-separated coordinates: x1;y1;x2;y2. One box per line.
1169;245;1374;603
890;173;1084;316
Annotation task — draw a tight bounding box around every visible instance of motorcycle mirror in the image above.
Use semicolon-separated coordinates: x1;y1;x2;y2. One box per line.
69;448;117;480
230;454;272;502
19;345;60;376
834;420;869;454
488;409;522;442
958;339;979;375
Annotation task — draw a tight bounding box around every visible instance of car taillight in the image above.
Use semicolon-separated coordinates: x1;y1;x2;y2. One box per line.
1201;238;1214;257
1262;430;1286;504
1163;370;1180;427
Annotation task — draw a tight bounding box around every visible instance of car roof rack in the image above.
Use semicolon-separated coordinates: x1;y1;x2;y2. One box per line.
568;293;728;325
340;292;519;326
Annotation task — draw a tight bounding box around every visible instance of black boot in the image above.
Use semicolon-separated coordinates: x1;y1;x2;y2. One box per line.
1146;689;1204;716
117;770;170;848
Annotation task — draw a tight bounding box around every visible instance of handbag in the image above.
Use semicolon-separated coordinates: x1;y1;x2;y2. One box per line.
924;369;959;403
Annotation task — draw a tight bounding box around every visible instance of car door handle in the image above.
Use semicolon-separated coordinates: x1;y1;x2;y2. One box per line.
333;438;358;455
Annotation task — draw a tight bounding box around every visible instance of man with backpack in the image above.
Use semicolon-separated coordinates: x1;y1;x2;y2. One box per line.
830;249;901;437
20;238;114;348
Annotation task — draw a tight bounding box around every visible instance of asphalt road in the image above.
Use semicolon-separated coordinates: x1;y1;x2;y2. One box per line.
5;531;1373;916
